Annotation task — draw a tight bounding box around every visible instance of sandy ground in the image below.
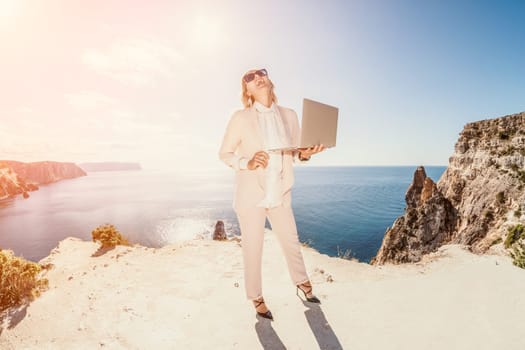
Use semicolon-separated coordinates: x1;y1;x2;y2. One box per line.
0;230;524;350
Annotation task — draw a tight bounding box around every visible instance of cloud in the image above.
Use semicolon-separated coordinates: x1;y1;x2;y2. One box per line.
82;39;184;86
17;106;34;114
0;96;199;168
65;91;118;111
107;110;176;139
0;138;57;160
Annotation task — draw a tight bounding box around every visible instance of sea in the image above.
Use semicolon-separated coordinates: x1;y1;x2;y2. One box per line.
0;166;446;263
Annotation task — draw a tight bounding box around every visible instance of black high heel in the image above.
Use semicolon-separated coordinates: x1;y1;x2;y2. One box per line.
296;281;321;303
253;298;274;320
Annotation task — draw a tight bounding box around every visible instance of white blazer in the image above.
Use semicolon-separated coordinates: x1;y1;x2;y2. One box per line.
219;104;303;212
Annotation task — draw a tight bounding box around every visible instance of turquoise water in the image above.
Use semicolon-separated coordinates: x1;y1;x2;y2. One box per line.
292;166;446;262
0;166;446;263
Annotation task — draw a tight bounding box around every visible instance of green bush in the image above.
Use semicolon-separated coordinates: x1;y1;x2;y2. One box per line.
504;225;525;269
0;249;49;312
500;146;516;156
504;224;525;249
91;224;130;249
514;209;522;218
496;191;505;205
509;163;525;184
498;132;509;140
301;238;314;248
518;170;525;184
510;240;525;269
490;237;502;246
336;246;359;261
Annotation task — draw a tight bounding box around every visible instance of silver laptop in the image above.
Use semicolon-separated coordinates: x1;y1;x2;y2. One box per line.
268;98;338;151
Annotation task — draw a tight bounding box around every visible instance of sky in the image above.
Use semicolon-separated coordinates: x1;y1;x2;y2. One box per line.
1;0;524;171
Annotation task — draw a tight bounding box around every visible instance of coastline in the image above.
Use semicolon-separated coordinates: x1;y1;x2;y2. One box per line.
1;230;523;349
1;166;447;263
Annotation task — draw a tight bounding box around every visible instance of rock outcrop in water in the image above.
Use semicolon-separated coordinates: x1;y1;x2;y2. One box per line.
0;160;86;200
372;112;525;264
213;220;227;241
371;167;457;264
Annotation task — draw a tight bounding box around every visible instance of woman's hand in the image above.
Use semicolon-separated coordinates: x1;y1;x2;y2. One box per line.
248;151;269;170
298;144;325;160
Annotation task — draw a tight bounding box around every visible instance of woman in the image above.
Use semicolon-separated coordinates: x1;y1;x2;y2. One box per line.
218;68;325;321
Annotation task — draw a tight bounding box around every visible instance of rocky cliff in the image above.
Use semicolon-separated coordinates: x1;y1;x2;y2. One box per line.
2;160;86;185
372;111;525;264
0;162;37;200
0;161;86;200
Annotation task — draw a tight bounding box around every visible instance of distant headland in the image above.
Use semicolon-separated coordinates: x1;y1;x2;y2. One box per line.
77;162;142;172
0;160;86;200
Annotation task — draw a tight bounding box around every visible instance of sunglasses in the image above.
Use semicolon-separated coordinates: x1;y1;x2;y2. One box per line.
243;68;268;83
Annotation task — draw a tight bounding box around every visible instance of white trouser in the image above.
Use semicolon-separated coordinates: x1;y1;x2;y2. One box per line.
236;205;310;300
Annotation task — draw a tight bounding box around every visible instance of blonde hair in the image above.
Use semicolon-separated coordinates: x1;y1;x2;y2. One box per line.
240;71;278;108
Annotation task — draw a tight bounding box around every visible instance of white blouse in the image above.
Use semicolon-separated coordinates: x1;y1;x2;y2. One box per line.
237;102;306;208
236;101;288;208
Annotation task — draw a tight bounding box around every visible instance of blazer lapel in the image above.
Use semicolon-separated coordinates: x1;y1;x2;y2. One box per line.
249;105;264;149
247;105;267;191
276;105;295;146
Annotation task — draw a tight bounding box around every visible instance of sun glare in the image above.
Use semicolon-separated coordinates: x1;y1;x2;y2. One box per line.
0;0;17;19
191;15;224;51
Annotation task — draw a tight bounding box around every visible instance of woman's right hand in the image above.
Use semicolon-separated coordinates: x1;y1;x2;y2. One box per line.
247;151;269;170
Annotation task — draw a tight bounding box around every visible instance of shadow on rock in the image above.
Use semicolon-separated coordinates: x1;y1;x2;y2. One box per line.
254;315;286;350
91;245;116;257
301;301;343;350
0;304;29;335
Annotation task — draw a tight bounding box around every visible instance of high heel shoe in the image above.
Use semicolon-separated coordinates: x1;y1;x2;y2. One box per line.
296;281;321;303
253;297;274;320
